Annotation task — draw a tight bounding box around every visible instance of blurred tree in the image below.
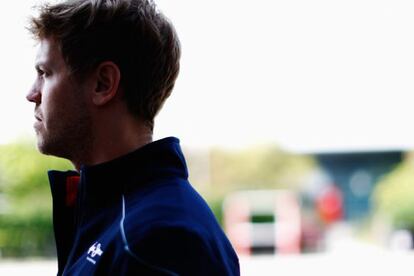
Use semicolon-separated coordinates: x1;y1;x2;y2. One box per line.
372;153;414;230
0;140;72;257
208;145;316;196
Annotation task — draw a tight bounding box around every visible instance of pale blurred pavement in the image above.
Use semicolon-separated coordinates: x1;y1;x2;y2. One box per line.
0;259;56;275
241;237;414;276
0;241;413;276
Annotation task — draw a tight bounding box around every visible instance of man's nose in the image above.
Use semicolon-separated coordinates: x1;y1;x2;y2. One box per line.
26;85;41;104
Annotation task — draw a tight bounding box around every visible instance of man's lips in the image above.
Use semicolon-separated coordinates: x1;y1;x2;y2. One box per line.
34;115;42;122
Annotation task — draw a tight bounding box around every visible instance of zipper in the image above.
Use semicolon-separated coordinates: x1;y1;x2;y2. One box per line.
62;170;84;276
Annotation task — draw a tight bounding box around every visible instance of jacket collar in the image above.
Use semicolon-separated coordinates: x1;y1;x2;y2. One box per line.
48;137;189;211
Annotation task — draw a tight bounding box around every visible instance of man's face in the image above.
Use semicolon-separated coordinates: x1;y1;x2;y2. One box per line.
26;37;92;161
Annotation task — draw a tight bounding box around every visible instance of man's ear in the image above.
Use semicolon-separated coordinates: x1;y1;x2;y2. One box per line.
92;61;121;106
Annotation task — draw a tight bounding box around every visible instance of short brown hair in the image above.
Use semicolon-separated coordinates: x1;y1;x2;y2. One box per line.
29;0;181;129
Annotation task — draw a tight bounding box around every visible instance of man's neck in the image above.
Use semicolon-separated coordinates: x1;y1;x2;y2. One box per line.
72;116;153;171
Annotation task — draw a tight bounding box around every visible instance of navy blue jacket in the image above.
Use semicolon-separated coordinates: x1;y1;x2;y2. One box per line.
48;137;239;275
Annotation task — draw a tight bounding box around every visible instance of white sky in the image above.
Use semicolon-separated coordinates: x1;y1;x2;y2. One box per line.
2;0;414;152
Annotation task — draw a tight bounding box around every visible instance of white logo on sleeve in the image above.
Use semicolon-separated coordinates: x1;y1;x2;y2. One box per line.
86;242;104;264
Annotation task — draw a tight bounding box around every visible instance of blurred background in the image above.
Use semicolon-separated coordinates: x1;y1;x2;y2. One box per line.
1;0;414;275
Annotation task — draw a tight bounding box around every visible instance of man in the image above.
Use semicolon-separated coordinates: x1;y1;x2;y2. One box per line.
26;0;240;275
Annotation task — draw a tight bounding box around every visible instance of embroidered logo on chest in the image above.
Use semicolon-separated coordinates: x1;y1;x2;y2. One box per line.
86;242;104;265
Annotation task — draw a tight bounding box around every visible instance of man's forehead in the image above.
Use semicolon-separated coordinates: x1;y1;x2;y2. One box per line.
35;38;62;67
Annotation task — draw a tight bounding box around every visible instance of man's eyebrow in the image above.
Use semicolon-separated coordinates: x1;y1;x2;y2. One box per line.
35;62;52;72
35;62;47;69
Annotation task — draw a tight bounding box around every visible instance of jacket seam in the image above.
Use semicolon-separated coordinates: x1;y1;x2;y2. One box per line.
119;195;179;276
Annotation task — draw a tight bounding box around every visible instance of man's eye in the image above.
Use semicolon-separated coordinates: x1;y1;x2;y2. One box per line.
37;68;49;78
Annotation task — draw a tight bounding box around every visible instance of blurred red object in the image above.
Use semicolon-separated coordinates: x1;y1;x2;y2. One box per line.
316;185;343;224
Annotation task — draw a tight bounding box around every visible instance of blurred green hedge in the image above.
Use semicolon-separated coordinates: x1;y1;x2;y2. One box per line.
373;154;414;230
0;140;71;257
0;214;54;257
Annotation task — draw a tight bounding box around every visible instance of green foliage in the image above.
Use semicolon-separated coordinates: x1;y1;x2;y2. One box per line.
0;213;55;257
206;196;225;226
0;140;72;257
372;155;414;229
208;145;316;197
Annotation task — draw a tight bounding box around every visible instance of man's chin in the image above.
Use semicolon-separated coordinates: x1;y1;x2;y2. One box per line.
36;140;51;156
36;138;60;157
